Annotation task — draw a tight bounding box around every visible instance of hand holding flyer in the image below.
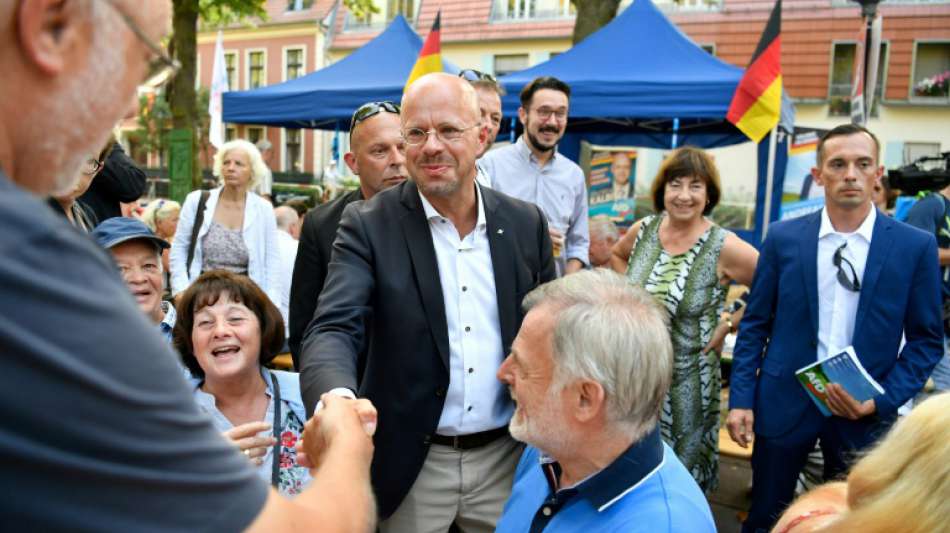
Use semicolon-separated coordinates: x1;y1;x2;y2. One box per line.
795;346;885;417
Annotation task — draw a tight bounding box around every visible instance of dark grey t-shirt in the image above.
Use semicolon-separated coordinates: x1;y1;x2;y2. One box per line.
0;171;268;531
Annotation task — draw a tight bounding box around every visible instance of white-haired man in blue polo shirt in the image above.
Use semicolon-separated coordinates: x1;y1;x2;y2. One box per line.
495;269;715;532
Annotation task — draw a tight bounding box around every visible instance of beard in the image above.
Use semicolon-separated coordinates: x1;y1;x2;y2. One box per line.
412;156;466;198
525;124;562;153
509;385;572;457
40;17;126;196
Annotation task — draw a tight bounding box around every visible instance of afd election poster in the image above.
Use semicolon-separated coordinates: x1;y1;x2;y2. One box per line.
585;148;638;226
780;127;829;221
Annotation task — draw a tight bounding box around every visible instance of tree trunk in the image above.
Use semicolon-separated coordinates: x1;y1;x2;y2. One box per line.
570;0;621;45
170;0;201;193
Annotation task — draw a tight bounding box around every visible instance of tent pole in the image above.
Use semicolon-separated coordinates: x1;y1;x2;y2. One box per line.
762;125;779;237
671;117;680;148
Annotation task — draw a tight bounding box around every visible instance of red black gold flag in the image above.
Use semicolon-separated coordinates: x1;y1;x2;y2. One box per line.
404;10;442;91
727;0;782;143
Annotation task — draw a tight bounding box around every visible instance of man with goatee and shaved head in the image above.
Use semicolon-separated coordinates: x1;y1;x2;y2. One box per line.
0;1;377;530
300;72;555;532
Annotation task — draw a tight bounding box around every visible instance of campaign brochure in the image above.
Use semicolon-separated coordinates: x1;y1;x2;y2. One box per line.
795;346;885;417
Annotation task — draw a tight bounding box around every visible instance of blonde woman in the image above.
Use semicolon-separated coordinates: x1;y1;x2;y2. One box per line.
140;198;180;278
169;139;280;306
772;393;950;533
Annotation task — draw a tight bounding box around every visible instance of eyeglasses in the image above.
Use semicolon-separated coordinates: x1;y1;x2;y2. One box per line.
103;0;180;89
533;107;568;121
833;243;861;292
81;157;104;176
350;101;401;131
458;69;497;84
403;124;480;146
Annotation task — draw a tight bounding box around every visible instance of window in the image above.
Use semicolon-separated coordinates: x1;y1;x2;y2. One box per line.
284;129;303;173
911;42;950;100
287;0;314;11
492;0;574;21
224;52;237;91
247;50;265;90
285;48;304;81
904;142;941;165
247;127;265;145
828;42;888;117
387;0;415;20
225;126;237;142
493;54;529;77
700;43;716;56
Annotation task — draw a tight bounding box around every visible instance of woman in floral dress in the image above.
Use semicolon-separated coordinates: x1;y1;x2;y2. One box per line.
175;270;311;495
611;147;758;491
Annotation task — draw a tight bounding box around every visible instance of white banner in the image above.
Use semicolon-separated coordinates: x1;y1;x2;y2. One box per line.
208;31;228;149
865;15;883;118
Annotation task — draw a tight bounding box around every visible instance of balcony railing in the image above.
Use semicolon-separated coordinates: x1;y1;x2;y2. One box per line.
831;0;950;6
652;0;723;12
490;0;574;22
342;12;414;32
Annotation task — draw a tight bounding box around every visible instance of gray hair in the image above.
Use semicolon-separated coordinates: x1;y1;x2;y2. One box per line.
212;139;268;190
589;216;619;243
274;205;299;231
522;269;672;438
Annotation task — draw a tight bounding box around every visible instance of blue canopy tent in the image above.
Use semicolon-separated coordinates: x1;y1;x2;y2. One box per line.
496;0;788;244
222;15;458;130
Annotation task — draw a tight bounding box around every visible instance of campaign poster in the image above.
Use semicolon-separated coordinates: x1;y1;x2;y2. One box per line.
585;148;638;227
780;127;828;221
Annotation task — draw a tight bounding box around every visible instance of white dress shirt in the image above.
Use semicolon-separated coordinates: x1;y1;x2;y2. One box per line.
276;230;299;338
816;206;876;361
419;184;511;435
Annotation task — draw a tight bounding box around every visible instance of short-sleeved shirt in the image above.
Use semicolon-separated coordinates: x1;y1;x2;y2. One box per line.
0;170;268;530
495;429;716;533
905;192;950;299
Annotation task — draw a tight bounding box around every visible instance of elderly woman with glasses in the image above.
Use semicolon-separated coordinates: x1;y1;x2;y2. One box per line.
611;146;759;492
174;270;311;495
48;140;113;232
169;139;281;306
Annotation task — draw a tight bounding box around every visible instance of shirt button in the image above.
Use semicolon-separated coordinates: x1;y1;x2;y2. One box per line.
462;286;467;292
465;326;471;332
542;507;552;517
468;367;474;374
467;406;473;412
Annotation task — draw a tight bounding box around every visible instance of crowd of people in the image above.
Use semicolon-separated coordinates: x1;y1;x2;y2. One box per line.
1;1;949;532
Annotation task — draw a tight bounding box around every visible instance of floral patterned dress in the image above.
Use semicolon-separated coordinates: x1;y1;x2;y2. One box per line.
625;214;726;491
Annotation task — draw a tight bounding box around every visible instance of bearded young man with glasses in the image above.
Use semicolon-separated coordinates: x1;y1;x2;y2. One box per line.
726;124;944;533
0;2;380;531
299;73;556;532
289;100;408;365
480;76;589;277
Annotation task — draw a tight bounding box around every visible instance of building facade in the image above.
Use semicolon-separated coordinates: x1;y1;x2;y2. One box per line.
198;0;949;176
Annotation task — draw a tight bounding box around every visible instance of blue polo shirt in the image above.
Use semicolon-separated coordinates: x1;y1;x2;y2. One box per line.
496;428;715;533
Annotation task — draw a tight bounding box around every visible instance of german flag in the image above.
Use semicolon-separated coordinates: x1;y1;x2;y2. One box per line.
404;10;442;91
727;0;782;143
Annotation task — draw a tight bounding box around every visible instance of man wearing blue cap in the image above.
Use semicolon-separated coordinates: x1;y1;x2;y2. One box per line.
92;217;176;343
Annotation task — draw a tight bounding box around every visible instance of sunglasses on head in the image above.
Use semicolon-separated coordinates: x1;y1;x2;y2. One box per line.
350;101;401;131
458;69;497;84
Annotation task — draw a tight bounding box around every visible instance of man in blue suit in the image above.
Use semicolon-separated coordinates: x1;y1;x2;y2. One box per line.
726;124;944;533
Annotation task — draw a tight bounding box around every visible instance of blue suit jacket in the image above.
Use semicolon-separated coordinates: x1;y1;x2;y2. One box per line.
729;209;943;439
